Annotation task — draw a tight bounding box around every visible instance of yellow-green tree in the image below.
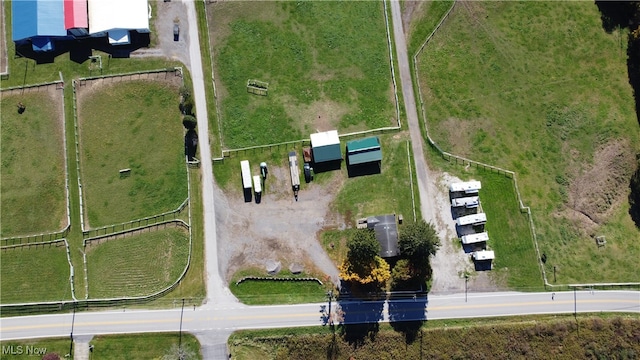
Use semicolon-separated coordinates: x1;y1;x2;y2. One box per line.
338;229;391;285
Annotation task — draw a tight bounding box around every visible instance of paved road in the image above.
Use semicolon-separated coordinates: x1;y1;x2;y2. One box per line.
390;0;436;224
2;291;638;340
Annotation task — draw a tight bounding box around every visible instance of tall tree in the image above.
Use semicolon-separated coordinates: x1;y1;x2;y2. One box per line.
339;229;390;285
398;220;440;277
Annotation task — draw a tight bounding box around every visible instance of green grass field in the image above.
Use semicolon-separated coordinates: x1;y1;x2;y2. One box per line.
1;92;66;237
0;338;71;359
209;1;395;148
406;0;454;55
90;333;201;360
229;315;640;359
231;278;326;305
78;80;188;227
418;2;640;283
0;244;71;303
86;227;189;298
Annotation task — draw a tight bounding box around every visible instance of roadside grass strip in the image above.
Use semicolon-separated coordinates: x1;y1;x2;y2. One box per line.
86;228;189;299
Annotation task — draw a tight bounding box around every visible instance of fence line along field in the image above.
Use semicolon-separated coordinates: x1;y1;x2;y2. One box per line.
0;244;71;303
86;227;189;299
209;1;396;148
0;90;67;238
418;1;640;284
76;78;188;228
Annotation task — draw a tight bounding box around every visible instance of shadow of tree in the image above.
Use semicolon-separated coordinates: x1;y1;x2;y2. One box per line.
337;299;384;347
596;1;640;228
388;295;428;344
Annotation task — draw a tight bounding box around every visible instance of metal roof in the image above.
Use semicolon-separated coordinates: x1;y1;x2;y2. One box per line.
310;130;341;163
367;214;398;258
348;150;382;165
346;137;380;153
12;0;66;42
88;0;149;35
64;0;88;29
310;130;339;148
347;137;382;165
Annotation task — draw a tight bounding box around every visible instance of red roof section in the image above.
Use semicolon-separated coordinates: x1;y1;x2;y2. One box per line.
64;0;88;29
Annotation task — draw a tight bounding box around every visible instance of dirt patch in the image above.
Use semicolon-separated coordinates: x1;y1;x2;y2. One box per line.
215;166;345;285
283;97;354;135
567;140;635;225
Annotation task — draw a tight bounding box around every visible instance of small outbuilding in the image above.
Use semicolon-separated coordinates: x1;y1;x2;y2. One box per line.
366;214;399;258
310;130;341;163
456;213;487;227
345;137;382;177
471;250;495;261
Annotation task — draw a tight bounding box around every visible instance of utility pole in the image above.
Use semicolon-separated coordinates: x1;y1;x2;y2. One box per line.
464;274;469;302
179;299;185;350
69;303;76;357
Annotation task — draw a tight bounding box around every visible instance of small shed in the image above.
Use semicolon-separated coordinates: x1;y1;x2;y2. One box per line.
310;130;341;163
346;137;382;166
366;214;399;258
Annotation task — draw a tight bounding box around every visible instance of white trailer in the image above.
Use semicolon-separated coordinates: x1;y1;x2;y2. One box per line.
472;250;495;261
451;196;480;208
253;175;262;204
241;160;252;202
449;181;482;195
240;160;252;190
288;151;300;200
461;232;489;245
456;213;487;226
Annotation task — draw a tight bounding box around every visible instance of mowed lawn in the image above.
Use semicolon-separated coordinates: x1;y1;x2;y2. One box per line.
86;227;189;298
209;1;395;148
418;2;640;283
0;245;71;303
1;92;66;237
78;80;188;227
90;333;202;360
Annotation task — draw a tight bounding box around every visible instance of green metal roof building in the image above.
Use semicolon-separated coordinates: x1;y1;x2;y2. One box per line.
346;137;382;165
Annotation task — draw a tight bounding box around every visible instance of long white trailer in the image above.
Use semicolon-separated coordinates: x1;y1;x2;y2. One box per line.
240;160;252;190
451;196;480;208
461;232;489;245
456;213;487;226
449;181;482;194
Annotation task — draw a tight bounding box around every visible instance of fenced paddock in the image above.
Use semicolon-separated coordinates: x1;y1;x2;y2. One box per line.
0;240;72;303
85;226;190;299
74;69;188;228
0;84;69;238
